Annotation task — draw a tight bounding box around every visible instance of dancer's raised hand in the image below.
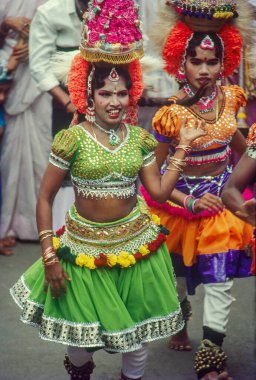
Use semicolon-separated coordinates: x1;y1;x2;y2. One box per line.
179;118;207;145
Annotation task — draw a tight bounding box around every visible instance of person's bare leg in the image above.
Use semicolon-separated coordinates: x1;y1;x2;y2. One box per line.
169;293;192;351
200;371;233;380
168;322;192;351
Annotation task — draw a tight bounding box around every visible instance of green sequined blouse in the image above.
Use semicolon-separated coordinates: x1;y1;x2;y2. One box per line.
49;124;157;199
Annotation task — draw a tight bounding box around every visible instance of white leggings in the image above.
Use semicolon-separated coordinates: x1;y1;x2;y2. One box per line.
176;277;234;334
67;344;148;379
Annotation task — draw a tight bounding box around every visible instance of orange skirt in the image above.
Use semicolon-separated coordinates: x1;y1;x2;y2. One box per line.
148;201;253;294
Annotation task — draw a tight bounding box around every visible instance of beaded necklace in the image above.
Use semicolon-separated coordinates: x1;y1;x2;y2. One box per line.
183;83;218;114
94;121;123;146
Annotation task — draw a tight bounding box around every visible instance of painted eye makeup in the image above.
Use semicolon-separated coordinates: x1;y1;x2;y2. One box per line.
98;91;111;97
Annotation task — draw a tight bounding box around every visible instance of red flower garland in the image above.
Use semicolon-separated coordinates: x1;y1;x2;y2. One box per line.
128;59;144;105
219;24;242;77
93;231;167;267
162;21;242;78
68;54;90;114
162;22;193;76
68;54;143;115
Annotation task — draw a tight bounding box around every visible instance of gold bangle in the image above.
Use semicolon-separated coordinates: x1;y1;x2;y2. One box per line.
42;246;55;258
38;229;53;238
43;257;59;267
170;157;186;166
39;233;53;242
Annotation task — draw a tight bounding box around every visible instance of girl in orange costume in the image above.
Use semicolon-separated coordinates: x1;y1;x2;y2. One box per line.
142;2;254;379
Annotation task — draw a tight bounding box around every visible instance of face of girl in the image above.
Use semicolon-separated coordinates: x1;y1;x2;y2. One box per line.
94;76;129;128
185;46;222;91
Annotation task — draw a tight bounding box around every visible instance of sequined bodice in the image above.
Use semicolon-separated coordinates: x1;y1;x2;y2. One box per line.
153;85;246;152
70;125;144;179
152;85;246;166
50;124;157;199
172;87;240;150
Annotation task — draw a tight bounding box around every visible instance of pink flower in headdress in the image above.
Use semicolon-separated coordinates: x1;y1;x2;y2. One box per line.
89;31;100;45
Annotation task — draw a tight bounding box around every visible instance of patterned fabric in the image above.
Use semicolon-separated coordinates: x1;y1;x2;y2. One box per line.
152;85;246;151
49;124;157;199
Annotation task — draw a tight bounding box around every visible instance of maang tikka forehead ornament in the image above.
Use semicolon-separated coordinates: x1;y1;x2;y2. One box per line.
108;68;120;82
200;35;215;51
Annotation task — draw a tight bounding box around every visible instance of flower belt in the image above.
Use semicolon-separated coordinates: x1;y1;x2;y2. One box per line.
52;214;169;270
65;207;153;245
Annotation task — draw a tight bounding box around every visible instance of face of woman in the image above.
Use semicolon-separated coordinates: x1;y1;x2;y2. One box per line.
185;46;222;91
94;76;129;128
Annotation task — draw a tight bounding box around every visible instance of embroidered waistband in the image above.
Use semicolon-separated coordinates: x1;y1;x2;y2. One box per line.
71;174;137;199
185;146;231;166
52;201;169;269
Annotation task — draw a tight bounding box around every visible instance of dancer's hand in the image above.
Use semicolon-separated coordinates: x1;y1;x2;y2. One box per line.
179;119;207;145
193;193;224;214
44;263;71;299
235;198;256;226
200;371;233;380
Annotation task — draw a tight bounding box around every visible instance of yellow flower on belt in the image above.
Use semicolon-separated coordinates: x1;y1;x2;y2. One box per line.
107;254;118;267
117;251;135;268
139;245;150;256
75;254;96;269
151;214;161;225
52;236;60;251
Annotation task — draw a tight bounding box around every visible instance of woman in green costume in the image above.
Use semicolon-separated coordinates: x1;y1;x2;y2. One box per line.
10;62;206;380
10;2;207;379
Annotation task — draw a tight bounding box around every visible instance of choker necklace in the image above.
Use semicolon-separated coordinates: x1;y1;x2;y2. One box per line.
94;122;122;146
183;83;218;114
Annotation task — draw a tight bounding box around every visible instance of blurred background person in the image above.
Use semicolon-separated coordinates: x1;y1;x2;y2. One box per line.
0;0;52;242
29;0;90;231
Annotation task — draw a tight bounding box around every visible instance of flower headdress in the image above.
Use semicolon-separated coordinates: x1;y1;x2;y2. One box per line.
66;0;144;123
80;0;144;64
149;0;255;80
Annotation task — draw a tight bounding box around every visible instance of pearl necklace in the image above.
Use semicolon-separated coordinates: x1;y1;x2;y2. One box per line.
183;83;218;114
94;121;122;146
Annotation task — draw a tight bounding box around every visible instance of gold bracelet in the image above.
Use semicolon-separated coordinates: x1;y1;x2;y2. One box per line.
43;257;59;267
42;246;55;258
38;229;53;238
175;144;192;155
170;157;187;166
39;233;53;242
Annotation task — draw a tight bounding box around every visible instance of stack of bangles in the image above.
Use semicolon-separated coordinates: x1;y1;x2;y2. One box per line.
183;195;200;214
39;229;59;267
166;144;192;173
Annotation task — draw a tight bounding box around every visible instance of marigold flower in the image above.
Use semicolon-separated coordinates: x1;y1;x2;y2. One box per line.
52;237;60;251
151;214;161;225
139;245;150;256
107;254;118;267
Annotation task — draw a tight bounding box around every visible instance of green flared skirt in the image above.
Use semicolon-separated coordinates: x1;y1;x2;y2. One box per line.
10;198;184;353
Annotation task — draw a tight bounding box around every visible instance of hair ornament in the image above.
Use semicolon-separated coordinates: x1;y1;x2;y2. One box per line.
108;68;120;82
87;65;95;99
200;35;215;50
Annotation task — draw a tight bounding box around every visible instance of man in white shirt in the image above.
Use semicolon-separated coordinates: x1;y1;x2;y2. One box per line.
29;0;89;135
29;0;89;230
